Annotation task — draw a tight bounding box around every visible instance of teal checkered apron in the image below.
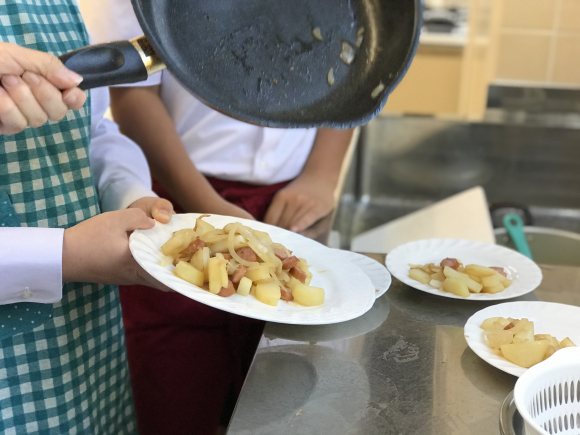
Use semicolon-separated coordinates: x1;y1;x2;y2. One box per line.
0;1;136;433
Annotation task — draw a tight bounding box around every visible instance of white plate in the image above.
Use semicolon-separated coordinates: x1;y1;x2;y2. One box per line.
385;238;543;300
129;214;376;325
333;250;391;298
464;301;580;377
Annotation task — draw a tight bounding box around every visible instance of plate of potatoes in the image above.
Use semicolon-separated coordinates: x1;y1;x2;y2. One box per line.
130;213;376;325
464;301;579;376
386;238;542;300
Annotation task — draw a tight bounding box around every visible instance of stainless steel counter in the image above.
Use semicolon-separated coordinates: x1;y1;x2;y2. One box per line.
226;257;580;435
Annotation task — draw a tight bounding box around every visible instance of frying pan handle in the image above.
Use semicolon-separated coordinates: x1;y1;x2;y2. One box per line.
59;41;148;90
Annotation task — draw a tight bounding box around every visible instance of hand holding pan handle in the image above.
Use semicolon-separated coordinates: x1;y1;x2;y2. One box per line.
58;36;166;90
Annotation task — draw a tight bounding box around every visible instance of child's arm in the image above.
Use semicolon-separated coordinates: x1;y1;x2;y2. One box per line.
264;128;354;232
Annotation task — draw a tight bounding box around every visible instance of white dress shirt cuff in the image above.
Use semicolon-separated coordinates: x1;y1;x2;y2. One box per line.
0;227;64;304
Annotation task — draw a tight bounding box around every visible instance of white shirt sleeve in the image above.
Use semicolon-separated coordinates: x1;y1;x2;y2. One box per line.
89;87;157;212
0;227;64;304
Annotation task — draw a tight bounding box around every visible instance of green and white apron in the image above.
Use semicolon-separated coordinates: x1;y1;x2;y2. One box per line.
0;1;136;433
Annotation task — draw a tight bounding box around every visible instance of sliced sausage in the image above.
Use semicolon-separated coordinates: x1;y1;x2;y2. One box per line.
187;237;206;254
280;286;294;302
222;253;233;261
236;247;259;262
289;266;306;284
231;265;247;285
218;280;236;297
491;267;507;277
274;249;288;261
440;258;460;270
282;256;299;270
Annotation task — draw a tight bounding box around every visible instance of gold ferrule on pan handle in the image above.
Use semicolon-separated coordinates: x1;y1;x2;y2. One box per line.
130;35;166;75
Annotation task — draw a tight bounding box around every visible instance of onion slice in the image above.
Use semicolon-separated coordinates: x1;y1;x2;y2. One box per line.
228;224;259;267
327;68;335;86
312;27;323;41
371;82;385;99
340;42;355;65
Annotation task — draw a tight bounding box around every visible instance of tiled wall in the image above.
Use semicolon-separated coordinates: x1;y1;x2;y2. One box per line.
495;0;580;85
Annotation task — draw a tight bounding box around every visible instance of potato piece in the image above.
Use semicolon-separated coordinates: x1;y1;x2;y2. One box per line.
194;218;215;235
481;283;504;294
443;267;483;293
174;261;205;287
429;264;442;273
237;277;252;297
250;285;257;297
291;282;325;306
544;345;558;360
219;258;229;288
441;278;470;298
409;268;431;285
481;274;502;288
297;259;313;285
560;337;576;348
512;319;534;343
207;257;224;294
465;264;497;277
246;267;272;283
480;317;510;331
190;248;204;273
430;272;445;282
486;329;515;349
468;274;482;284
255;281;281;306
534;334;553;341
429;279;443;289
499;276;513;288
161;229;196;256
500;340;550;368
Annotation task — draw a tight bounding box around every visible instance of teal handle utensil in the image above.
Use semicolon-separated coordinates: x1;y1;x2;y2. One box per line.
503;213;533;260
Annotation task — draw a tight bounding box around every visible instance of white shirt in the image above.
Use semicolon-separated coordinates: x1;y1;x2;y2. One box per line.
0;87;156;304
81;0;318;185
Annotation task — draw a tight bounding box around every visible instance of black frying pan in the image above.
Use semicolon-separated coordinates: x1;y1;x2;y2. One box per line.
61;0;421;128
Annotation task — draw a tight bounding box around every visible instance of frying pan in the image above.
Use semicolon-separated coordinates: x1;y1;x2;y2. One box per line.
61;0;421;128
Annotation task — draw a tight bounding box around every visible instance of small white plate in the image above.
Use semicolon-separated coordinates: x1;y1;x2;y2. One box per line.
129;214;376;325
464;301;580;377
333;250;391;298
385;238;543;300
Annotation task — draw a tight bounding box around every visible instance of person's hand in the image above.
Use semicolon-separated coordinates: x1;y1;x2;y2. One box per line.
264;174;336;232
0;42;86;135
129;196;174;224
62;209;172;292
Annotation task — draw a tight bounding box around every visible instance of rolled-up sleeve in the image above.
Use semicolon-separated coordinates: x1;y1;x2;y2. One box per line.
89;87;156;212
0;227;64;304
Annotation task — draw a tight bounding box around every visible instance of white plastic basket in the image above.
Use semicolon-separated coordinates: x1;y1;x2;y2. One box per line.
514;347;580;435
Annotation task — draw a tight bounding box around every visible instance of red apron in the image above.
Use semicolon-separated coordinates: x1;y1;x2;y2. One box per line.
121;177;290;435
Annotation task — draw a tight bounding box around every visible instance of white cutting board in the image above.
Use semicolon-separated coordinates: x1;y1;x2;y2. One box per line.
351;186;495;254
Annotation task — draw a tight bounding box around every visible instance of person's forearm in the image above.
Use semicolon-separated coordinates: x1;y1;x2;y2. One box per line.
299;128;354;186
109;86;224;213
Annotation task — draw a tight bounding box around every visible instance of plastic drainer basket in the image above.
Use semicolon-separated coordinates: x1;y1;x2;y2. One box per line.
514;348;580;435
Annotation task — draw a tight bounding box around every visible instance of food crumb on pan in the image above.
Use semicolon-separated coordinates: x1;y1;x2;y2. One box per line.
296;410;303;416
327;68;335;86
356;27;365;48
273;79;278;84
340;41;355;65
371;82;385;98
312;27;323;41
